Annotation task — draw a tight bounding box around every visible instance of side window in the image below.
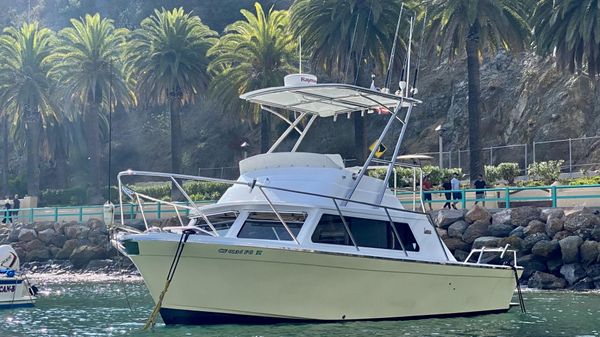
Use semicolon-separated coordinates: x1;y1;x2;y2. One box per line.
193;212;238;235
311;214;419;252
237;212;305;241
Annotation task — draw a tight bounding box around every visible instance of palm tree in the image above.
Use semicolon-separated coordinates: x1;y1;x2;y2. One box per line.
532;0;600;76
127;8;217;198
290;0;407;162
48;13;134;203
427;0;529;180
0;22;56;198
208;2;296;153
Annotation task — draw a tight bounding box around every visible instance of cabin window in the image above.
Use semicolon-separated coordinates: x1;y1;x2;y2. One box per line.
311;214;419;251
193;211;238;235
237;212;305;241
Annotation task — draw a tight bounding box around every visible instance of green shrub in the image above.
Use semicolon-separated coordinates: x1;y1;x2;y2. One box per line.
367;167;414;188
566;175;600;186
527;160;564;184
484;165;499;184
496;162;521;185
422;165;463;185
40;187;87;207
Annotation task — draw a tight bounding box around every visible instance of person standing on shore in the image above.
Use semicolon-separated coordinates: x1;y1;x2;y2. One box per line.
473;174;487;206
450;173;461;209
441;178;452;209
2;196;10;224
11;194;20;223
422;175;433;211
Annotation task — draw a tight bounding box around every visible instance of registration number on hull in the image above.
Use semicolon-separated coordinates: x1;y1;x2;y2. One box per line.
218;248;263;256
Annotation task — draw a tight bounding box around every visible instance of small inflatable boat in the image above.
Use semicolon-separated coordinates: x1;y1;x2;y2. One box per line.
0;244;37;308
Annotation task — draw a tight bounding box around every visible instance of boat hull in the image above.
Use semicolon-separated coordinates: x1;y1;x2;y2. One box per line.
127;239;521;325
0;278;35;309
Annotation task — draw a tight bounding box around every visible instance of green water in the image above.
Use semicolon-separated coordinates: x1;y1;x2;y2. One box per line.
1;275;599;337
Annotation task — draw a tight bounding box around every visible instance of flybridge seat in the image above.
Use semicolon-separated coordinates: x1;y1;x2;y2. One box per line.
239;152;345;174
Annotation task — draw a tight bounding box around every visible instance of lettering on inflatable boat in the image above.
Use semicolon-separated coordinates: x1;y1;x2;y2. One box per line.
0;285;16;293
217;248;263;256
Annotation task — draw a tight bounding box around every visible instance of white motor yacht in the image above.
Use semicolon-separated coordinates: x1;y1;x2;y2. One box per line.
0;245;36;308
113;81;523;325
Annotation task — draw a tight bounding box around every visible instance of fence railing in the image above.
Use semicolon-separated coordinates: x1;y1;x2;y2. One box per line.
0;201;216;224
396;183;600;210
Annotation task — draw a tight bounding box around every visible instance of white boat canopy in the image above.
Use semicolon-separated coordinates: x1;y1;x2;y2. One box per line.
240;84;421;117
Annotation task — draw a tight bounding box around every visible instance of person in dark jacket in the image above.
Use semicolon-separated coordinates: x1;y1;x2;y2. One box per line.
441;178;452;209
11;194;19;223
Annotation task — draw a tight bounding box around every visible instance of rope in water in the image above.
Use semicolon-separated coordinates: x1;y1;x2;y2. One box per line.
143;231;191;330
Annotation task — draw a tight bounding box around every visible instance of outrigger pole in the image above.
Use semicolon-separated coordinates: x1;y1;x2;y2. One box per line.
384;3;405;90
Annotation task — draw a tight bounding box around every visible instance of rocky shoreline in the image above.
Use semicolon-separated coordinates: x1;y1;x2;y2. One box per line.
2;207;600;291
433;205;600;290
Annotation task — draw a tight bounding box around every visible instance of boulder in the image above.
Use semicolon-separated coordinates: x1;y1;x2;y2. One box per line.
26;248;50;262
572;277;595;290
586;264;600;282
55;239;79;260
434;209;465;229
510;207;541;227
53;221;69;235
33;221;55;232
24;239;46;252
489;223;513;237
559;236;583;264
547;258;563;273
436;228;449;240
87;218;108;234
454;249;470;262
472;236;502;249
491;209;512;227
523;233;550;253
18;228;37;242
462;220;491;244
64;224;90;240
579;241;599;266
545;217;564;238
553;230;572;241
524;220;546;236
527;271;566;289
531;240;560;258
541;208;564;222
7;228;20;242
509;226;525;238
519;254;548;280
443;238;470;252
560;263;587;285
38;228;67;247
448;221;469;238
70;245;107;269
465;205;492;224
500;236;524;252
563;208;600;238
592;225;600;242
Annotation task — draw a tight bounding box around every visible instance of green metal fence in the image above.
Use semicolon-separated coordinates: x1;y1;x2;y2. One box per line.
1;184;599;224
0;201;216;224
396;183;600;209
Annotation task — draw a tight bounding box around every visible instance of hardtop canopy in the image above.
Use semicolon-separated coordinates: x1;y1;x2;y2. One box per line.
240;84;421;117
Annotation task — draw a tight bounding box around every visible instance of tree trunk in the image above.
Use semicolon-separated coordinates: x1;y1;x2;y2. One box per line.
86;84;103;203
169;89;183;200
353;113;366;163
25;109;41;198
2;115;8;196
466;20;483;182
55;144;68;189
260;111;271;153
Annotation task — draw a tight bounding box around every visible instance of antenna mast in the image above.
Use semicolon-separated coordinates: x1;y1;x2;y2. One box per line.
384;3;405;90
404;17;414;97
299;36;302;74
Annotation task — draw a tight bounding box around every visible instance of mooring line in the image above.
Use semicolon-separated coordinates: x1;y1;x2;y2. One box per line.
143;230;191;330
511;265;526;313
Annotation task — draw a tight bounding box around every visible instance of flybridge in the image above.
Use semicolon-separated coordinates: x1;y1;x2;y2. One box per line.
240;83;420;205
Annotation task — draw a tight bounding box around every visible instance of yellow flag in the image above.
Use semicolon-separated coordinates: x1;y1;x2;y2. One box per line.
369;141;387;158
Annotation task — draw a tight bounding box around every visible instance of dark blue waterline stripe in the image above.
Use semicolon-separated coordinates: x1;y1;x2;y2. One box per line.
0;303;34;309
159;307;510;326
0;279;23;285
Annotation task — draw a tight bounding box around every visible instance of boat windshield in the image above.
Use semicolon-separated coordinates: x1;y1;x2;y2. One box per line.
192;211;238;236
237;212;306;241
